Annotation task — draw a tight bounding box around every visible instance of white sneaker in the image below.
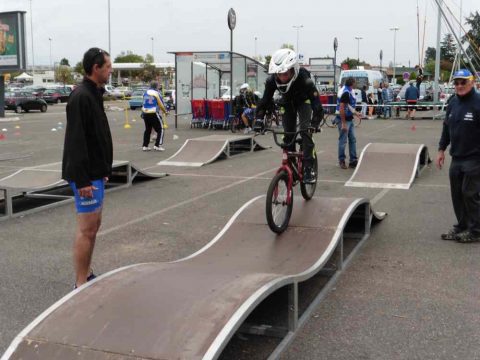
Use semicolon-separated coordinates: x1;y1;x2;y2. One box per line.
243;127;252;134
154;146;165;151
142;146;151;151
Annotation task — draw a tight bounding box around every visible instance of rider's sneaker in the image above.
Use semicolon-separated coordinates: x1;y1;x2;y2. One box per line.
243;127;252;134
153;146;165;151
303;167;316;184
142;146;151;151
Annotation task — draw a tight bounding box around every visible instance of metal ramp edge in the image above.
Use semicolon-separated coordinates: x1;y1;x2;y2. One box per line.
2;196;386;360
345;142;430;189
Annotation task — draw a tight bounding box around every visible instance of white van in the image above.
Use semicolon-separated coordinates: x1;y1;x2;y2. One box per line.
338;69;387;102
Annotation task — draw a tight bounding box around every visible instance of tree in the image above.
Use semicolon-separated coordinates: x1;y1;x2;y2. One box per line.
74;61;84;75
114;51;144;63
424;47;436;64
141;61;159;83
145;54;154;63
55;65;74;85
280;43;294;50
462;11;480;60
340;57;370;70
264;55;272;69
59;58;70;66
440;33;456;63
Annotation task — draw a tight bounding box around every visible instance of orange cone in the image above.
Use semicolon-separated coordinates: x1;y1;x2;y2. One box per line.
411;124;416;131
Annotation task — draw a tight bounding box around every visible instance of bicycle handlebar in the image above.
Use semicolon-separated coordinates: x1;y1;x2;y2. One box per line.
271;127;316;148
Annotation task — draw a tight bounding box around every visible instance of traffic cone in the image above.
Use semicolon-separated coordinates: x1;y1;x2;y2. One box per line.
0;133;5;140
411;124;416;131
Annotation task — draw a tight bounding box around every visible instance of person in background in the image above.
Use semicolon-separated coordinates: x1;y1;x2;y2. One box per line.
62;47;113;288
360;85;368;118
367;92;375;117
415;65;424;92
377;82;384;118
382;82;393;118
405;80;419;120
141;81;168;151
436;69;480;243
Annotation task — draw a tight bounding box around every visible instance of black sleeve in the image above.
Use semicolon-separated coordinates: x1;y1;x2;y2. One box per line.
256;77;276;119
64;94;92;188
438;107;451;151
340;92;350;104
306;77;324;124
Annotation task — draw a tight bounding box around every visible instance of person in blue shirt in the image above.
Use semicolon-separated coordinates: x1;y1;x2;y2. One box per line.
405;81;419;119
337;77;361;169
141;81;167;151
382;83;393;118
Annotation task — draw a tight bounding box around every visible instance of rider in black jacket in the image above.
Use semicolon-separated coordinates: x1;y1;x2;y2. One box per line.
256;49;324;183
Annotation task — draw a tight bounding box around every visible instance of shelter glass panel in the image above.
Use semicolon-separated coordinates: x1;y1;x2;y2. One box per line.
176;54;193;114
207;67;219;98
232;55;246;97
192;62;207;99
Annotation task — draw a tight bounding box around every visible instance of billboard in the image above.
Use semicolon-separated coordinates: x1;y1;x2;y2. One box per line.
0;11;27;72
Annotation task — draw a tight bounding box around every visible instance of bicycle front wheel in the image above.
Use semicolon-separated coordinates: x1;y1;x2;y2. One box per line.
300;155;318;200
266;171;293;234
230;117;240;133
353;116;362;127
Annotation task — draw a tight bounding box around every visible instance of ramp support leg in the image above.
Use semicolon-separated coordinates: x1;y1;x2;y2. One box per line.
5;189;13;218
288;282;298;332
337;236;344;270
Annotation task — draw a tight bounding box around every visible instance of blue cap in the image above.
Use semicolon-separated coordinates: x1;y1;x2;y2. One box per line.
453;69;473;79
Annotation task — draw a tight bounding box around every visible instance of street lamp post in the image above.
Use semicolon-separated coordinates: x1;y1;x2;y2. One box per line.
151;37;154;62
254;36;257;58
107;0;111;84
354;36;363;65
48;37;52;69
390;27;400;84
292;25;303;55
29;0;35;78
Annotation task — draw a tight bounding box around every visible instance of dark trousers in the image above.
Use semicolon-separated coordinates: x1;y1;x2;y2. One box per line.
449;158;480;235
142;113;164;147
282;102;314;168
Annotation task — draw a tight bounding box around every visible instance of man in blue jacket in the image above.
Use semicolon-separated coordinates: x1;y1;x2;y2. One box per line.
405;81;419;119
436;69;480;243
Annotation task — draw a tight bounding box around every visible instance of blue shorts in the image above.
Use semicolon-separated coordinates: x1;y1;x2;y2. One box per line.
70;179;105;213
243;108;255;121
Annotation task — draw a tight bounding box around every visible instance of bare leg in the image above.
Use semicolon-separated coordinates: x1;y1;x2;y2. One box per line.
241;114;249;128
74;210;102;287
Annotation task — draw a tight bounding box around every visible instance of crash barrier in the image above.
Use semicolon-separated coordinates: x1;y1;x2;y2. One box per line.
2;196;385;360
345;143;431;189
158;134;268;167
191;99;232;129
0;161;166;221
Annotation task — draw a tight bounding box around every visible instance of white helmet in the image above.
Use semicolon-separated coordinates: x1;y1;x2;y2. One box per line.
240;83;250;92
269;48;299;94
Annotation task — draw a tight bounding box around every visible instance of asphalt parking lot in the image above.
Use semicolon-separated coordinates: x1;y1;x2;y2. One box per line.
1;102;479;360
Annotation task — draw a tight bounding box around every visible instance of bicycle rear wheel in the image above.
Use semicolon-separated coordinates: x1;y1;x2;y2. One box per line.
353;116;362;127
325;114;337;128
230;116;240;133
266;171;293;234
300;155;318;200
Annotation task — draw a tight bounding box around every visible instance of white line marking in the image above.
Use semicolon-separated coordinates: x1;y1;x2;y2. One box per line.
371;188;390;205
97;167;277;237
364;124;398;137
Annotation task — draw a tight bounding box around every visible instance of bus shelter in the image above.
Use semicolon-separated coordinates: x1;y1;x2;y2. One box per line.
170;51;268;128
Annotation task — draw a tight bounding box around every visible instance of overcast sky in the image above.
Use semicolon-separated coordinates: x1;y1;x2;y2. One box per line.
1;0;478;68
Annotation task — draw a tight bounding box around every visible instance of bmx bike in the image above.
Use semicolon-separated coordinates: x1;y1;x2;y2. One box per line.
266;127;318;234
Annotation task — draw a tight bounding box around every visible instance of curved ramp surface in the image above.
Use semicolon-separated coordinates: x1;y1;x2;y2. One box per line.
3;196;384;360
345;143;430;189
158;134;266;167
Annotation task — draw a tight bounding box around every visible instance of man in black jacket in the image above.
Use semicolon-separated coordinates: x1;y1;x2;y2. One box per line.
256;48;323;183
62;47;113;287
436;69;480;243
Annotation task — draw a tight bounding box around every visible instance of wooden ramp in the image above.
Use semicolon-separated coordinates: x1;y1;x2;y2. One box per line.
345;143;430;189
0;161;164;220
158;134;267;167
2;196;385;360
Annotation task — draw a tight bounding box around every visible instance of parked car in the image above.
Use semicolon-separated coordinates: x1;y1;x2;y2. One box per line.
128;90;144;110
5;91;48;113
104;84;115;97
395;82;445;110
163;90;176;109
112;86;132;99
42;88;70;104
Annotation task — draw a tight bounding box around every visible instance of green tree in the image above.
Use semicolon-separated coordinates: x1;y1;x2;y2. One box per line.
55;65;74;85
74;61;84;75
280;43;294;50
141;62;159;83
424;47;436;64
440;33;456;63
145;54;154;63
340;57;369;70
59;58;70;66
264;55;272;69
114;51;144;63
462;11;480;61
